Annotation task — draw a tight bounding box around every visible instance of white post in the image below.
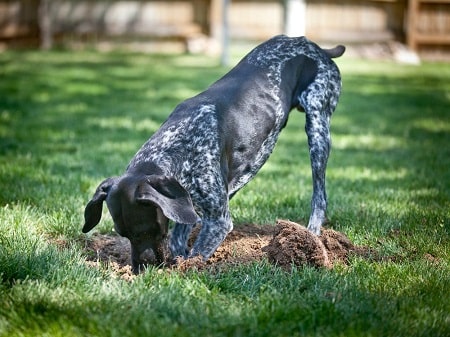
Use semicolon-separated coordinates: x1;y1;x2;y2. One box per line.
284;0;306;37
221;0;230;66
210;0;230;66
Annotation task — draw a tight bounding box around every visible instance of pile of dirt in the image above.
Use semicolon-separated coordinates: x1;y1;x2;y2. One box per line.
83;220;368;278
264;220;368;269
263;220;331;268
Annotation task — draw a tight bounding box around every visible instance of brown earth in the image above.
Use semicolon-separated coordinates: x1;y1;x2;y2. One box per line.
264;220;369;270
83;220;369;279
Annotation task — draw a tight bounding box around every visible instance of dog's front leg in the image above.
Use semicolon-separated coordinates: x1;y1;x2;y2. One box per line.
169;222;195;259
189;209;233;260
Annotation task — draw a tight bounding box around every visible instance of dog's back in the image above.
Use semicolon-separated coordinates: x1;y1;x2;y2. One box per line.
129;36;343;202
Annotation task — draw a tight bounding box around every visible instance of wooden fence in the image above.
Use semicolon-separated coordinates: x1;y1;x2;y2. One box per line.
0;0;449;57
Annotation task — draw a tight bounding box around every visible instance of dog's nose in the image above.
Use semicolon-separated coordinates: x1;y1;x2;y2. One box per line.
139;248;155;264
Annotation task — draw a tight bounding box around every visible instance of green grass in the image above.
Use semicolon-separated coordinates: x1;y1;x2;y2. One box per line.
0;48;449;337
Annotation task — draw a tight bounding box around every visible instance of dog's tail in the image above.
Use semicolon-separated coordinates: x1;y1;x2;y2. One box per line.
323;45;346;58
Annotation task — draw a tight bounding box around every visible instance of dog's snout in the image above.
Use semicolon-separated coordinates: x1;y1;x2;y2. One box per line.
139;248;155;263
131;248;155;274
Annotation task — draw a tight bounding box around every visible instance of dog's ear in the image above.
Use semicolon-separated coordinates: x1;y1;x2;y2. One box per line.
83;177;117;233
135;176;198;225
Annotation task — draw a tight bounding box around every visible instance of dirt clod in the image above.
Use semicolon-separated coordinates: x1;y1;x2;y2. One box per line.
264;220;368;269
173;255;206;272
263;220;331;268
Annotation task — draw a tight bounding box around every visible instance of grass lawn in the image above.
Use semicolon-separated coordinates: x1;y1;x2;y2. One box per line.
0;47;449;337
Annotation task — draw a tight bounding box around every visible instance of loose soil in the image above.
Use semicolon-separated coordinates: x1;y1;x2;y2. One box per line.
263;220;369;270
84;220;370;279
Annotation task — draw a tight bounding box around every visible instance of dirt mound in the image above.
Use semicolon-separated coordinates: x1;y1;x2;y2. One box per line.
263;220;331;268
264;220;368;269
83;220;368;278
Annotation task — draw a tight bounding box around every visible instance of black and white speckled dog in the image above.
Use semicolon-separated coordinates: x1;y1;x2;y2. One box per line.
83;35;345;273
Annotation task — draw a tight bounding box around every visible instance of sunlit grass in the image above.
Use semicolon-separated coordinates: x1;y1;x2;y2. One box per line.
0;49;449;337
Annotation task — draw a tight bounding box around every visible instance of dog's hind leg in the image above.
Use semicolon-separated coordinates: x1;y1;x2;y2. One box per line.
304;108;330;235
300;70;341;235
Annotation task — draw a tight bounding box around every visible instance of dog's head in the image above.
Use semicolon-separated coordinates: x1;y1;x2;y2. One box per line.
83;175;198;274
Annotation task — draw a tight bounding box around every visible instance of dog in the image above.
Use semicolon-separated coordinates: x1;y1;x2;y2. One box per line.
83;35;345;274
